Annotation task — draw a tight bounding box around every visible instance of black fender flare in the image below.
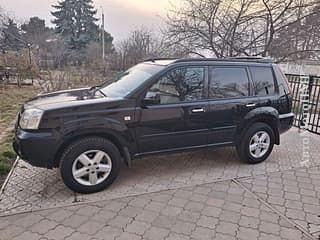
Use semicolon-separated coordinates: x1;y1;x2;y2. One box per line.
53;117;136;167
237;107;280;145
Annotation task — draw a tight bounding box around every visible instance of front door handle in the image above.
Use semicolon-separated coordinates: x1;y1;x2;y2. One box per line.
246;103;256;107
191;108;205;113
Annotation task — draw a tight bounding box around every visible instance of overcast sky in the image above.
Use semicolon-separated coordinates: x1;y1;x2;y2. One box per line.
0;0;178;41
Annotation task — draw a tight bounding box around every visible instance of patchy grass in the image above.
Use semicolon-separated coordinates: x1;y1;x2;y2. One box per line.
0;85;40;132
0;131;15;175
0;84;40;180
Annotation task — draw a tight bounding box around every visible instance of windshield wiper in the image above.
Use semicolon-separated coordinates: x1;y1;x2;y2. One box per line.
89;86;107;97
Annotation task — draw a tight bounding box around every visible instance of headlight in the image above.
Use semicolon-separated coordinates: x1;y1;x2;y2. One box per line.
19;108;44;130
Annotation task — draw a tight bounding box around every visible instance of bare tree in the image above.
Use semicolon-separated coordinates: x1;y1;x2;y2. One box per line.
111;27;189;70
270;1;320;61
165;0;319;60
165;0;255;57
118;28;153;68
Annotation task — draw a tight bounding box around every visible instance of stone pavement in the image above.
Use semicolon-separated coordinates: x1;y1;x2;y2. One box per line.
0;179;316;240
0;128;319;239
239;166;320;238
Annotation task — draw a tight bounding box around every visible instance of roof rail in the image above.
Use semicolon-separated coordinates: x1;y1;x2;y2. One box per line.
143;57;177;62
227;56;273;63
173;57;273;64
142;57;273;64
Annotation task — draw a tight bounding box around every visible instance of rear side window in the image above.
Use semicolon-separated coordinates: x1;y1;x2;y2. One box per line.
209;67;249;99
249;67;275;96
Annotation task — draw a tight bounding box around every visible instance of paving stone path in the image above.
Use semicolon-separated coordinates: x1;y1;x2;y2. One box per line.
0;128;319;239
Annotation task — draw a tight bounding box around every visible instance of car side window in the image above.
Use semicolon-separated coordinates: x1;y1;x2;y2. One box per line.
209;67;249;99
147;67;205;104
249;67;275;96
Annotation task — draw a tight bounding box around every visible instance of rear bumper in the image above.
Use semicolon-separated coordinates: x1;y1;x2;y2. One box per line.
13;127;59;169
279;113;295;134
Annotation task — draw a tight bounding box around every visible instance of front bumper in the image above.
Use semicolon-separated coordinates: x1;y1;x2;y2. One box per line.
13;127;59;169
279;112;295;134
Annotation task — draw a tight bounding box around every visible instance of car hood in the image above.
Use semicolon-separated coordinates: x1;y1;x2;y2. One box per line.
23;88;123;111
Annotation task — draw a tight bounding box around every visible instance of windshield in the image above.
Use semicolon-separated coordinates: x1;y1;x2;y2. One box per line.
99;63;165;98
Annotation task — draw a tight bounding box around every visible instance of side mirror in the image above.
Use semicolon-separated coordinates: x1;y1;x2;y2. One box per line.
142;91;161;106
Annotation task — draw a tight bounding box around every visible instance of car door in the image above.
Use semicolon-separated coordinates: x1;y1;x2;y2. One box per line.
135;65;209;154
207;65;260;144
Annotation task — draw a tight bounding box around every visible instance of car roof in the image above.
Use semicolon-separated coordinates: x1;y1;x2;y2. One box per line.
143;57;273;66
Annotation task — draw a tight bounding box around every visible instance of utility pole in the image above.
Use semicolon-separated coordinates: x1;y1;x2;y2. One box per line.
27;43;33;85
101;7;105;63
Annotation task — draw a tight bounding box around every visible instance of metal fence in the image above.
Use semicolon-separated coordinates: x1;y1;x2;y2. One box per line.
286;74;320;135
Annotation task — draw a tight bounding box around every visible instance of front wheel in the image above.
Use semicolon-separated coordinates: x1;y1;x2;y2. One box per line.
236;122;275;164
60;137;121;194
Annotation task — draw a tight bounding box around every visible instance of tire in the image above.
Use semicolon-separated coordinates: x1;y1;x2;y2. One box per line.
236;122;275;164
60;137;121;194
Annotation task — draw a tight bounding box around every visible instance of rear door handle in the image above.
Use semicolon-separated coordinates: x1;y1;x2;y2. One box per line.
191;108;205;113
246;103;256;107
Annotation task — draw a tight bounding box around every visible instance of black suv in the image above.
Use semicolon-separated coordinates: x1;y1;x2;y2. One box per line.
13;58;294;193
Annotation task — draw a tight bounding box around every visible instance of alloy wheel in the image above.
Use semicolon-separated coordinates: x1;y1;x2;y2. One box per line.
249;131;270;158
72;150;112;186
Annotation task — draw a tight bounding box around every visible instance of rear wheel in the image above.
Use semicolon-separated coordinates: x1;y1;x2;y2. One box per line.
236;122;275;164
60;137;121;194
